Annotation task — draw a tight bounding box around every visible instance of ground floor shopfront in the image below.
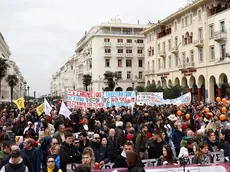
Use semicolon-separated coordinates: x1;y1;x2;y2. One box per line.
146;63;230;103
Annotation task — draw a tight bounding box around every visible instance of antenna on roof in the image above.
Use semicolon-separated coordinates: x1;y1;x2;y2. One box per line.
137;16;140;25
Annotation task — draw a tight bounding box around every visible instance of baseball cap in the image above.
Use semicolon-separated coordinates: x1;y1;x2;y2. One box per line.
11;150;20;158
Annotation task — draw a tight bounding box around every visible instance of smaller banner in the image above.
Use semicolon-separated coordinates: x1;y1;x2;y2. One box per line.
36;104;44;116
13;97;25;110
136;92;163;105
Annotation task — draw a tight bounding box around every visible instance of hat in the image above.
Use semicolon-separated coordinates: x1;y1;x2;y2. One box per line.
11;150;20;158
167;114;177;122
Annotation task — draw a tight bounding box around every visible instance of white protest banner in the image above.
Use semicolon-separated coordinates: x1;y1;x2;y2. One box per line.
136;92;163;106
73;132;94;139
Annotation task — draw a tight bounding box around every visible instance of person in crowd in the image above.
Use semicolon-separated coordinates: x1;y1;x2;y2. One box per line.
73;138;80;149
172;122;185;156
21;138;42;172
0;141;12;159
14;115;27;136
179;139;195;157
60;132;81;172
79;132;90;154
135;124;148;159
157;145;175;166
126;151;145;172
25;111;35;124
107;128;119;162
90;133;109;167
148;131;165;159
42;156;62;172
49;138;59;155
4;122;15;143
126;127;135;144
0;150;29;172
101;137;108;148
115;120;125;148
205;129;220;152
219;129;230;160
53;124;65;144
113;142;135;168
192;143;211;164
82;147;95;170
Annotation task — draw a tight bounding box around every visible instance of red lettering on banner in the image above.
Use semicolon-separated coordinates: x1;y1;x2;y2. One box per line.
88;103;92;107
131;97;135;102
95;92;101;98
68;90;73;96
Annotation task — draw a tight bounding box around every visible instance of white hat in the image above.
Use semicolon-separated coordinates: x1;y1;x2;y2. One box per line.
167;114;177;122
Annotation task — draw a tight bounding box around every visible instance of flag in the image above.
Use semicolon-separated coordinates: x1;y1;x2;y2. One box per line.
13;97;25;110
44;98;52;116
36;103;44;116
59;102;71;119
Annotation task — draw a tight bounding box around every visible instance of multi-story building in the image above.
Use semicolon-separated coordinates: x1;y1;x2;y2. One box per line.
143;0;230;103
74;19;149;92
0;32;24;101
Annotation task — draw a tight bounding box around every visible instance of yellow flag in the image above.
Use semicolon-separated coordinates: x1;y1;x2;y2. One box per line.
13;97;25;110
36;104;44;116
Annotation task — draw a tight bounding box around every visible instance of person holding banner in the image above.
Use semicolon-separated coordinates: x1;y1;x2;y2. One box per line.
192;143;211;164
126;151;145;172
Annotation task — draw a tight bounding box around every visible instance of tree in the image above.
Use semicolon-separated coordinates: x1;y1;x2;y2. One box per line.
104;71;119;91
163;85;183;99
145;84;163;92
135;86;145;92
6;74;19;102
82;74;92;91
0;58;9;100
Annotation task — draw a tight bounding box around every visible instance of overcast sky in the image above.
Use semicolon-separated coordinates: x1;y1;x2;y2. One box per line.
0;0;187;97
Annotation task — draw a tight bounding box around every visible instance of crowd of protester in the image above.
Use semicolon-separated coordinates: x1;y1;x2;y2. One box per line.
0;100;230;172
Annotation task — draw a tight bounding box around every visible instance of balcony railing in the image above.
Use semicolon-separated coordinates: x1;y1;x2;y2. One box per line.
194;39;204;47
104;53;112;57
125;43;133;47
104;42;111;46
117;53;125;57
214;30;227;42
98;30;141;36
116;43;125;47
185;62;195;68
137;54;145;58
136;43;144;47
159;50;166;58
126;53;133;58
171;47;179;54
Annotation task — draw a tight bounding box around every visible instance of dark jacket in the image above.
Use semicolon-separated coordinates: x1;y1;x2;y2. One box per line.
21;147;42;172
172;129;185;149
219;139;230;158
107;136;120;162
112;155;127;168
60;142;81;172
135;131;147;153
128;160;145;172
1;159;28;172
79;139;90;154
90;142;109;164
205;139;220;152
148;139;165;159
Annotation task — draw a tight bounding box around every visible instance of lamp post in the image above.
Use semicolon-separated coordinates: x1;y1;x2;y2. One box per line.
27;86;30;98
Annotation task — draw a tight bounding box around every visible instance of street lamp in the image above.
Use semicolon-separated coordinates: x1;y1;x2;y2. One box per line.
27;86;30;97
23;81;27;98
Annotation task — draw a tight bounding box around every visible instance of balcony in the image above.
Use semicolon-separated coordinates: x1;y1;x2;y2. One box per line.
104;42;111;47
159;50;166;58
145;69;154;76
136;43;144;48
171;47;179;54
126;53;133;58
214;30;227;42
117;53;125;57
185;62;195;68
137;54;145;58
177;64;185;69
137;78;145;83
104;53;112;57
116;43;125;47
125;43;133;47
194;39;204;47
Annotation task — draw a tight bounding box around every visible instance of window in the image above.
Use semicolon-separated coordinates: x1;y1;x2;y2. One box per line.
163;42;166;51
117;71;122;79
182;18;184;28
126;49;132;53
148;50;151;56
89;60;92;69
117;49;123;53
209;24;214;38
117;59;122;67
210;46;215;60
70;65;73;70
185;16;188;27
152;60;155;70
138;60;143;67
220;21;225;32
190;50;194;62
105;59;110;67
147;61;150;70
158;59;161;69
151;48;154;55
127;39;132;43
117;39;123;43
137;39;144;43
168;55;171;68
182;52;186;64
198;9;202;21
127;71;131;79
126;60;132;67
104;38;110;42
199;48;203;62
163;58;166;69
221;44;226;58
174;21;177;31
190;14;193;25
175;55;179;66
158;44;160;53
137;49;143;54
175;37;178;47
198;28;203;40
138;72;143;79
105;49;111;53
168;40;171;50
